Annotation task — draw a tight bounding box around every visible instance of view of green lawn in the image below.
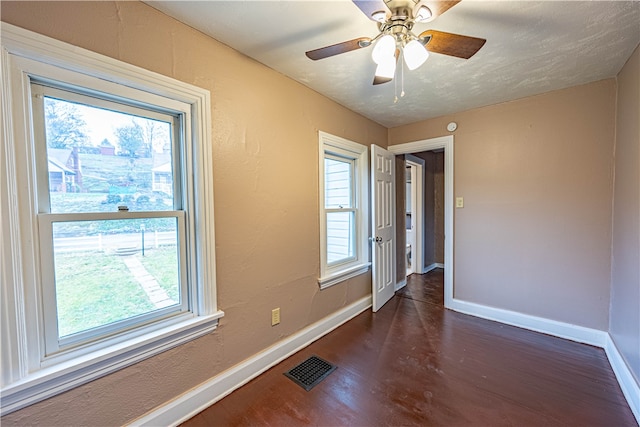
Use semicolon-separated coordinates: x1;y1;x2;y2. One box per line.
44;97;182;341
55;247;179;337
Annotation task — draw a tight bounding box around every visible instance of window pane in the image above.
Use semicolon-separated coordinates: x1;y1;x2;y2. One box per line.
43;97;175;213
326;211;355;264
325;157;353;208
52;217;180;338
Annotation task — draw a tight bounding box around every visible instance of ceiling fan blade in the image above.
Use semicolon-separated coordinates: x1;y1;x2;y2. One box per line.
420;1;461;19
419;29;486;59
352;0;389;21
305;37;372;60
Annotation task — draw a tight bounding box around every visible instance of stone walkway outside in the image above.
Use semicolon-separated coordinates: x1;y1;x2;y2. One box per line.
122;255;177;308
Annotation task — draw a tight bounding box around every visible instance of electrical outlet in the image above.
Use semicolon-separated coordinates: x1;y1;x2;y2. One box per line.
456;197;464;208
271;308;280;326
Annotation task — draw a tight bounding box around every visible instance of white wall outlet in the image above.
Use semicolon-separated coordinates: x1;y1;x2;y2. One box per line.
456;197;464;208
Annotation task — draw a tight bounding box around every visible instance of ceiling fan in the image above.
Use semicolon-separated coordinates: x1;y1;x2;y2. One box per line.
305;0;486;85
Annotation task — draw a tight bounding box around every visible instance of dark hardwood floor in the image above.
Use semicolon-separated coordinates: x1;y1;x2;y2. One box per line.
183;269;636;426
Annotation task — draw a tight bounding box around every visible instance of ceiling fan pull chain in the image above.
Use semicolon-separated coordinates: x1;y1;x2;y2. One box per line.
400;55;406;98
394;49;406;103
394;60;399;103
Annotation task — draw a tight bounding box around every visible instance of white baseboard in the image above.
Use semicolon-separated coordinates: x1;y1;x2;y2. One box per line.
395;278;407;291
130;296;372;427
448;298;608;347
423;263;444;273
605;336;640;424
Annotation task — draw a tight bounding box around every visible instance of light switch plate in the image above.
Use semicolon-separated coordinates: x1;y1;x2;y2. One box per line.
456;197;464;208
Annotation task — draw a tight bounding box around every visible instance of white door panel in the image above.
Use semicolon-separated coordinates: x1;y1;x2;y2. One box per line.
371;144;395;312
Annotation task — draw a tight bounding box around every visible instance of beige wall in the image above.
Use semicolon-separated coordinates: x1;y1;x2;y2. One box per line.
389;79;617;330
610;44;640;382
0;2;386;425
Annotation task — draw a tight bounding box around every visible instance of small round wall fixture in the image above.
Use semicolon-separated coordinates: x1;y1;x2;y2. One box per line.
447;122;458;132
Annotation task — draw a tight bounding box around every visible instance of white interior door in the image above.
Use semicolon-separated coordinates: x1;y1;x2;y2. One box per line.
371;144;396;312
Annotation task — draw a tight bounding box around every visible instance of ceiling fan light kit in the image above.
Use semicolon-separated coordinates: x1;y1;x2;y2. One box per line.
403;39;429;70
414;5;433;22
372;34;396;64
375;58;397;79
305;0;486;90
371;10;387;23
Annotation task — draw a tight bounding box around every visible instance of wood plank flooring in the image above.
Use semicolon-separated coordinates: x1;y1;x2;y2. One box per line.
183;269;636;426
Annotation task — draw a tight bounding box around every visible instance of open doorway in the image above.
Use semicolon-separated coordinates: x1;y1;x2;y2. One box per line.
388;136;454;308
403;152;444;274
406;164;415;277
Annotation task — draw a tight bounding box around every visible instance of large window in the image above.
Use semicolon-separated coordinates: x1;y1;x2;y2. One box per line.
318;132;370;288
33;83;190;354
1;24;222;414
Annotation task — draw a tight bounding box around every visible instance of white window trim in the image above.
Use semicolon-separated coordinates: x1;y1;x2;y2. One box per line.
318;131;370;289
0;23;224;415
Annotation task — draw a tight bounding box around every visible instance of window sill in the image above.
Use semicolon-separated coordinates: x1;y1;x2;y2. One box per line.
0;310;224;415
318;263;371;290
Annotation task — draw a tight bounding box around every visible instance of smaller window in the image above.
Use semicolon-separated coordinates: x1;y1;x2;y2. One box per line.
318;132;370;289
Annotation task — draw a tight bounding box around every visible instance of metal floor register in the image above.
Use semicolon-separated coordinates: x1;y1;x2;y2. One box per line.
284;355;337;391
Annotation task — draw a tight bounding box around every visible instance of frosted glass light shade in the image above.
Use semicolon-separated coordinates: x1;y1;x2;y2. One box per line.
403;40;429;70
374;56;396;79
415;5;432;22
372;35;395;64
371;10;387;22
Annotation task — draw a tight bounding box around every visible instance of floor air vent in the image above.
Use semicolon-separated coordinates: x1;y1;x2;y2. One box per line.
284;355;337;391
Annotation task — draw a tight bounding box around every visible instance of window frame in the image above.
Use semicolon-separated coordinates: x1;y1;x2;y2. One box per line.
0;24;223;414
32;82;191;356
318;131;370;289
324;153;357;265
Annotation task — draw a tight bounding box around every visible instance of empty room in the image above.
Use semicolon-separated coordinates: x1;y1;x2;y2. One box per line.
1;1;638;426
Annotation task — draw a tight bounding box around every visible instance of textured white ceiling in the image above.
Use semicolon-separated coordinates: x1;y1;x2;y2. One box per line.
146;1;640;128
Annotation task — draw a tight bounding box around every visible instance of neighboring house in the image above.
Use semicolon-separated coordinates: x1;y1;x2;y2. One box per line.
99;139;115;155
47;147;82;192
47;158;76;192
151;152;172;193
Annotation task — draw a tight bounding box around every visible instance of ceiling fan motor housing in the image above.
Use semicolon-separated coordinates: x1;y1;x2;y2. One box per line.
379;0;427;44
384;0;428;22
